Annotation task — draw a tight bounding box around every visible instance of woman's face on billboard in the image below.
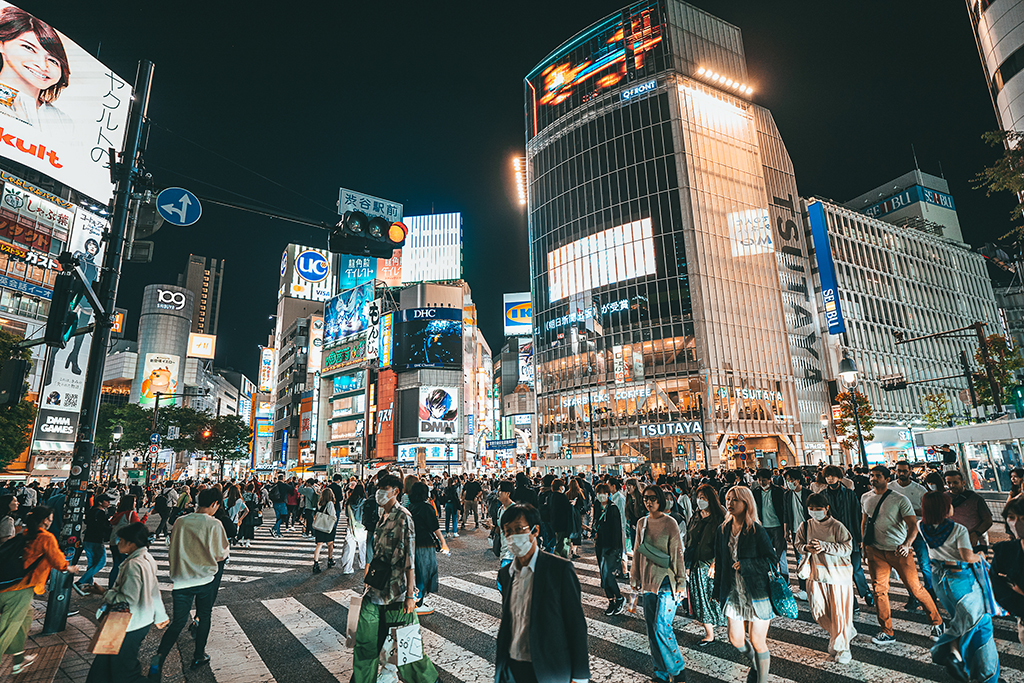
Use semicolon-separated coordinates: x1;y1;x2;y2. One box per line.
1;31;62;93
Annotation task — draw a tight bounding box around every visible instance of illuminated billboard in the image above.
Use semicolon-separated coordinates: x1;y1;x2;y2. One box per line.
400;213;462;284
338;255;376;290
727;209;774;257
525;1;665;139
503;292;531;336
518;337;534;386
187;333;216;359
258;347;275;393
279;244;336;302
418;386;460;440
0;3;132;200
308;315;323;373
137;353;181;406
394;308;462;370
547;218;656;302
397;443;460;465
324;281;374;349
379;311;393;368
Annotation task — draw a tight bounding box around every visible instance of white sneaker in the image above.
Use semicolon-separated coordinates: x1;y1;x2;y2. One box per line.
415;604;434;615
12;653;37;674
453;533;459;538
795;590;808;601
837;651;852;664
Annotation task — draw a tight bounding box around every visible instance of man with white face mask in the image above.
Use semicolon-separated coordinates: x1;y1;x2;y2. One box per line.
496;504;590;683
351;472;440;683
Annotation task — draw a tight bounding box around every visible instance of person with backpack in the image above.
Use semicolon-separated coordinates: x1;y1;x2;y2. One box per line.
85;522;168;682
74;493;114;594
239;483;260;548
443;477;461;538
171;484;192;524
152;487;172;539
0;494;18;544
286;478;301;530
108;496;148;589
0;506;78;675
269;475;291;536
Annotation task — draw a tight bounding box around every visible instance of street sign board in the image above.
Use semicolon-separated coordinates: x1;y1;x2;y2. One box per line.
167;425;180;440
148;444;159;455
156;187;202;226
150;433;160;444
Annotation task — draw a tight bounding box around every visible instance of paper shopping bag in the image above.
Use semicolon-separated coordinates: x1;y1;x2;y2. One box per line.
394;623;423;666
89;610;132;655
345;595;362;648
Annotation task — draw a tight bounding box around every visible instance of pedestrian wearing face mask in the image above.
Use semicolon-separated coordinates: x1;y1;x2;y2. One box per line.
820;465;873;612
889;460;935;612
795;494;856;664
496;503;590;683
593;483;626;616
753;469;788;581
783;470;810;602
991;497;1024;650
351;473;440;683
685;485;726;646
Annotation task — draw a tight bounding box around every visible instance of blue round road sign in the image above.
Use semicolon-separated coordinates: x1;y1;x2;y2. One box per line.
156;187;202;227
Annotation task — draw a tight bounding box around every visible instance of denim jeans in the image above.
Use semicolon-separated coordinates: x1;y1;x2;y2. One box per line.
272;502;288;535
598;547;623;600
912;534;934;592
108;546;124;588
642;577;685;681
931;561;1000;683
851;549;871;600
158;580;217;660
79;542;107;586
445;505;459;534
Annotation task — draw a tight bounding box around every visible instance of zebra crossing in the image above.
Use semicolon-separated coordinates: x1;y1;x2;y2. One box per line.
74;525;321;590
135;535;1024;683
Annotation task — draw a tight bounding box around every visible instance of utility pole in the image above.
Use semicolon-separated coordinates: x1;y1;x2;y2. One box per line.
960;350;981;423
974;322;1003;413
60;61;154;549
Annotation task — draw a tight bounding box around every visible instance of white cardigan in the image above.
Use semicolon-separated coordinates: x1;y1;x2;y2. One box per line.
104;547;168;632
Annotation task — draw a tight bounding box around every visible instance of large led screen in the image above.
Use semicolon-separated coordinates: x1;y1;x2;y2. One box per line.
324;281;374;348
547;218;656;302
0;3;132;201
525;1;664;139
393;308;462;370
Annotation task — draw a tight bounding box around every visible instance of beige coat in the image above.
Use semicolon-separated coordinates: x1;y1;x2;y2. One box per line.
794;516;853;584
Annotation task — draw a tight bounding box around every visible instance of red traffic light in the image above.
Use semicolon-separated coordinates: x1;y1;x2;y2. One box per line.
387;221;407;245
202;428;211;438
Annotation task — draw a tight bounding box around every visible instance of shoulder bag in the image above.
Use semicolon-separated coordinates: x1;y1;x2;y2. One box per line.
313;506;337;533
636;518;672;569
862;489;892;548
768;561;799;619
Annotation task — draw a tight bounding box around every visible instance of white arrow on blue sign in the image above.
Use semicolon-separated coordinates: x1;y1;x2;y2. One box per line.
156;187;202;227
150;433;160;444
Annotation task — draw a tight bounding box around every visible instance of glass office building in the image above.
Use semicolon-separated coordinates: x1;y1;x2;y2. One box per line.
525;0;830;470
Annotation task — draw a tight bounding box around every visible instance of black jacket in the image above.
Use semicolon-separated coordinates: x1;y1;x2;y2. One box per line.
548;492;573;534
712;522;776;605
514;484;540;510
83;505;111;544
752;485;788;530
496;551;589;683
592;502;622;555
820;483;863;551
685;512;723;566
990;539;1024;618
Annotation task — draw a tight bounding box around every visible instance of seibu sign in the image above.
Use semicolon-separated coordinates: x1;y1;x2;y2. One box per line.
639;421;703;437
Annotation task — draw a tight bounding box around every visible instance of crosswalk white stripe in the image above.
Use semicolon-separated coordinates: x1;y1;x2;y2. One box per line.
86;567;263;584
323;590;496;683
263;596;352;679
439;575;790;683
206;605;276;683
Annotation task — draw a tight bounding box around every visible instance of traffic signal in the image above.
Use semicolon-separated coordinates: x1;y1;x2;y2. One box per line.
44;263;85;348
880;374;908;391
329;211;408;259
0;358;29;407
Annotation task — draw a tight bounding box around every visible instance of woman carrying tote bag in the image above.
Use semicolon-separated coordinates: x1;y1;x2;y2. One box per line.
312;488;338;574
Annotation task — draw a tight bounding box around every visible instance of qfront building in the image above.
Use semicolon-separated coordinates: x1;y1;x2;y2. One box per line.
525;0;830;471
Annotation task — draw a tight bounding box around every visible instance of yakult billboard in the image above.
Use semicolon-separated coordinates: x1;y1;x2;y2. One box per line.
0;3;132;201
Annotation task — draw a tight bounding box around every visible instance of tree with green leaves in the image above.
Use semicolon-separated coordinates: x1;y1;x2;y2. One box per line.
0;329;36;470
976;130;1024;241
202;414;253;480
922;393;953;430
971;333;1024;406
834;389;875;457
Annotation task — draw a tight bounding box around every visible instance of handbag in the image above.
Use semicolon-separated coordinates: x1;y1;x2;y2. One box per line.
636;518;671;568
313;508;337;533
768;562;799;619
364;553;391;591
862;489;892;548
89;604;132;655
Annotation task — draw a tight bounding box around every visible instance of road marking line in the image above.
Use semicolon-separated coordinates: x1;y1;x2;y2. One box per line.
263;596;352;679
206;605;276;683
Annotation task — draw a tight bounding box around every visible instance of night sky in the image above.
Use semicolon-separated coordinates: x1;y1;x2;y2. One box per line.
18;0;1017;380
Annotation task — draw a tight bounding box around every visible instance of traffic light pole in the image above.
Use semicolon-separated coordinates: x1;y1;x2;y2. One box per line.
58;61;154;553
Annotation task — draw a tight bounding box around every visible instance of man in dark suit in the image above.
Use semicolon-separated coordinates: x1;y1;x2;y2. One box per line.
754;468;789;579
496;503;589;683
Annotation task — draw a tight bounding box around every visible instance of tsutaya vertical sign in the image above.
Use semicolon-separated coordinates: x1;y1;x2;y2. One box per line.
806;201;845;335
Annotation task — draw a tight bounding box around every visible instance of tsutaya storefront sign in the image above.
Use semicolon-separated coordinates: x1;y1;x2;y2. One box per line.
639;421;702;437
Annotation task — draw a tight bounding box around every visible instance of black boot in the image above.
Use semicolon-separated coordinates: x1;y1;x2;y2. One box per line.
313;561;321;574
327;558;336;568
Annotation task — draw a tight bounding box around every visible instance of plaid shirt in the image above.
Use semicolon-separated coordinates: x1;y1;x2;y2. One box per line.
366;502;416;605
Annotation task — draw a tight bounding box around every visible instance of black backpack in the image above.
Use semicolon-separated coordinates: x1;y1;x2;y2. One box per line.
0;534;44;590
268;484;284;504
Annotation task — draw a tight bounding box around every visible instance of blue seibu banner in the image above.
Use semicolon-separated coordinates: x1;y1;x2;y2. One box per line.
807;201;845;336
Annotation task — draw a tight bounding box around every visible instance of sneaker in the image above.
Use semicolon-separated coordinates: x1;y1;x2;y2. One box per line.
415;603;434;615
605;600;619;616
72;582;89;596
931;623;945;640
452;533;459;538
853;603;861;614
11;653;37;674
871;633;896;646
327;558;336;568
611;597;626;615
795;590;808;601
905;598;921;612
312;561;321;574
836;651;852;664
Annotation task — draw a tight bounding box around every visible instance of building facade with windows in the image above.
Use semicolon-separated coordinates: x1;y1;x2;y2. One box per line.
806;197;1002;461
966;0;1024;137
525;0;830;471
178;254;225;336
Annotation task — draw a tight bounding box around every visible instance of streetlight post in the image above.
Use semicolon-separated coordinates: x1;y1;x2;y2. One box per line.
839;352;868;469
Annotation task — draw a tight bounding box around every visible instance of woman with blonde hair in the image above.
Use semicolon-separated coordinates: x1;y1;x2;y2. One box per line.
713;486;777;683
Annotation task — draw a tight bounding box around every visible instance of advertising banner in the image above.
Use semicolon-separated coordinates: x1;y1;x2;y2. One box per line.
279;244;335;302
377;250;402;287
378;312;393;368
254;417;274;468
324;281;373;348
394;308;463;370
137;353;180;406
547;218;656;302
517;337;534;386
397;443;459;465
503;292;531;336
807;201;846;335
418;386;459;440
727;208;774;257
30;206;105;452
258;347;275;393
308;316;323;373
0;3;132;201
338;255;376;290
366;298;381;364
187;332;216;359
323;336;366;374
376;369;396;462
299;392;313;445
400;213;462;284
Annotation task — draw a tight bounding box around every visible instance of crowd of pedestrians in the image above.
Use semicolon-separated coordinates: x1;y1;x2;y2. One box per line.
0;460;1023;683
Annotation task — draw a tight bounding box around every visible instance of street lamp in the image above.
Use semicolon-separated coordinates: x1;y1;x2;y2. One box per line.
838;352;868;469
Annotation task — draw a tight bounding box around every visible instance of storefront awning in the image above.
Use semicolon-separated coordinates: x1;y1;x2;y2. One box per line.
916;419;1024;447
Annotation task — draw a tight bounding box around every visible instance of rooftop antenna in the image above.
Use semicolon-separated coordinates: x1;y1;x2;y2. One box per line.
911;143;921;172
938;160;946;179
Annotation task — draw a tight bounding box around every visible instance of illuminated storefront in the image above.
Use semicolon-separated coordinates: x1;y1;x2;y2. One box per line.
526;0;830;470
